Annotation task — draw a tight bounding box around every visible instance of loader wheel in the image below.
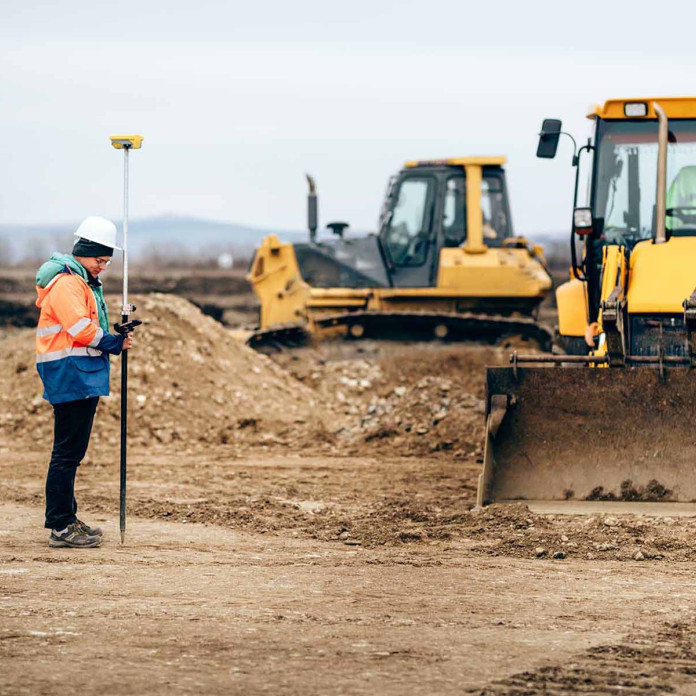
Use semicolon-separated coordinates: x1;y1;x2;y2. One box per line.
558;335;590;356
349;323;365;338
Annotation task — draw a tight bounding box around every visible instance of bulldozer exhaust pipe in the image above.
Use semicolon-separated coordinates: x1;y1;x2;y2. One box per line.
654;101;668;244
306;173;318;243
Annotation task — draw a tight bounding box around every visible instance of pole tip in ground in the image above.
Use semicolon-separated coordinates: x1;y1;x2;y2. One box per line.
120;530;125;544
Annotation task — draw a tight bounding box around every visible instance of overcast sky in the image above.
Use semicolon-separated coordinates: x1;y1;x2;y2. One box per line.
1;0;695;237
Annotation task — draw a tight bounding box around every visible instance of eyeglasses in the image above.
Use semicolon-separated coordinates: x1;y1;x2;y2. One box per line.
95;257;112;267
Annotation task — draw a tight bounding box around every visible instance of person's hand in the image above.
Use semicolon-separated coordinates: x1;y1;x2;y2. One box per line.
122;334;134;351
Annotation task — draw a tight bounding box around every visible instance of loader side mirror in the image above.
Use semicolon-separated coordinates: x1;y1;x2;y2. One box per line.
573;207;593;236
537;119;562;159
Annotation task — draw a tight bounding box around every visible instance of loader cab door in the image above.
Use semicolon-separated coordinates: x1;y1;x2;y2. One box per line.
381;175;438;287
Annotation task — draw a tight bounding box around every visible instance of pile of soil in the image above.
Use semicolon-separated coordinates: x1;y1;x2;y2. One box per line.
453;503;696;562
0;294;326;452
0;305;501;461
273;343;500;457
336;374;485;456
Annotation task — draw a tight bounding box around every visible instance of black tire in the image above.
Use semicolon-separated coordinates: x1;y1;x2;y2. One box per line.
558;335;589;356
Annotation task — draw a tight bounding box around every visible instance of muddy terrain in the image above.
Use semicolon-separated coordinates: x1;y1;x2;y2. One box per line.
3;296;696;694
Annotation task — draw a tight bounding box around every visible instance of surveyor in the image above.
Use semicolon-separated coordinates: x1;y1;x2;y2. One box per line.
35;217;134;548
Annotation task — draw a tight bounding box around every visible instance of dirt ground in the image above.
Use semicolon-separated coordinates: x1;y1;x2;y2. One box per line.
4;299;696;694
4;501;696;696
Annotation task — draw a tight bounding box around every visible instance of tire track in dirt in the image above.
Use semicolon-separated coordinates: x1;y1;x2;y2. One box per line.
470;619;696;695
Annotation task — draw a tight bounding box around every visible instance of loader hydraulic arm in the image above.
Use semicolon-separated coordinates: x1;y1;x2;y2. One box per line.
684;288;696;367
598;245;628;366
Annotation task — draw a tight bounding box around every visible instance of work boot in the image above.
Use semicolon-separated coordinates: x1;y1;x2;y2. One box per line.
49;522;102;548
75;519;103;537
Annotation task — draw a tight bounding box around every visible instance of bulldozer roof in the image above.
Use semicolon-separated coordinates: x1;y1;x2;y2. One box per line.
588;97;696;120
403;156;506;168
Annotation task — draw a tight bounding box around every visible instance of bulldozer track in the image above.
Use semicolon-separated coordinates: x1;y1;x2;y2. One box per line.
247;310;553;352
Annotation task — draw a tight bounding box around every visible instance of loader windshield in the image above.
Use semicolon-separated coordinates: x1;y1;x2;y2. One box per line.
593;119;696;248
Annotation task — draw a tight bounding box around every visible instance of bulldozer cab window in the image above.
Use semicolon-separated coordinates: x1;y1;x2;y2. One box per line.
442;176;466;246
442;173;509;248
593;119;696;247
384;177;435;266
481;174;509;245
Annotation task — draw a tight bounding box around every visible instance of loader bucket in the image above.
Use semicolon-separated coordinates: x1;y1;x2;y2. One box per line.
477;366;696;505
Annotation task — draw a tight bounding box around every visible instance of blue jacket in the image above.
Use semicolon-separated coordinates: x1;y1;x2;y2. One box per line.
35;256;123;404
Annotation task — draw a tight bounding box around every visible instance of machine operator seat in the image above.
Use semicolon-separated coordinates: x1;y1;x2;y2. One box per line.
667;165;696;230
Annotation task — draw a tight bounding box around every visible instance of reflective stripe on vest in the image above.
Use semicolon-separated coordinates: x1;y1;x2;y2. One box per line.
35;346;103;364
67;317;92;337
88;327;104;348
36;324;63;337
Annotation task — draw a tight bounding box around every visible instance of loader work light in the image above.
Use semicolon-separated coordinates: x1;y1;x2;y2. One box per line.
573;207;593;235
624;102;648;118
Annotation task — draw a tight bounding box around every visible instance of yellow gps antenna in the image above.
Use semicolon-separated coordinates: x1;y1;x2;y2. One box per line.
110;134;143;544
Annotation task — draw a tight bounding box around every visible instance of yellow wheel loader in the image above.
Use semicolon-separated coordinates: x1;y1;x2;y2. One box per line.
247;157;553;349
478;97;696;507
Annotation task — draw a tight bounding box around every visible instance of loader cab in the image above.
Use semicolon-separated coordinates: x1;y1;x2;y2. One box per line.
379;158;513;287
588;104;696;321
543;98;696;354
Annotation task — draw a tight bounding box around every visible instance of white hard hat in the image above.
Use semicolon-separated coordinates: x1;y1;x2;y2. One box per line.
74;216;122;251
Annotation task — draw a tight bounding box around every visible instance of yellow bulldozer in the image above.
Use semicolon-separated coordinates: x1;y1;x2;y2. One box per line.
478;96;696;507
247;157;553;349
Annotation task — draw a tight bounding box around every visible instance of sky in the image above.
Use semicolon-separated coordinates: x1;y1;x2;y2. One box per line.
1;0;696;237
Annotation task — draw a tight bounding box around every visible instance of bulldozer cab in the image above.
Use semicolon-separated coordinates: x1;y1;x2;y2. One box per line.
293;157;515;290
379;160;513;287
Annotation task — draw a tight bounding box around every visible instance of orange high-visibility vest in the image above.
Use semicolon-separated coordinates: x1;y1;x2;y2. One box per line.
36;270;111;404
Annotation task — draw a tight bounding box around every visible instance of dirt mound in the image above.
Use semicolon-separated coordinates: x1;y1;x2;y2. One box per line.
452;503;696;562
273;343;498;457
1;314;503;462
0;294;326;452
337;373;485;456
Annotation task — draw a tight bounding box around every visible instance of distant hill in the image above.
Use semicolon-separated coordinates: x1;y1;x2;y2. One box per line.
0;216;308;265
0;214;567;266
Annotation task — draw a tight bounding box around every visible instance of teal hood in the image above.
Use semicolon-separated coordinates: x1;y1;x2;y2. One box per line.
36;253;110;333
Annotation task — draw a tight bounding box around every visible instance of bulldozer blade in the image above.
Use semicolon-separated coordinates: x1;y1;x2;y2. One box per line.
477;366;696;505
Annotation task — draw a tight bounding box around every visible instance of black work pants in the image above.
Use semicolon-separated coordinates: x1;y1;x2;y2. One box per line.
44;397;99;530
